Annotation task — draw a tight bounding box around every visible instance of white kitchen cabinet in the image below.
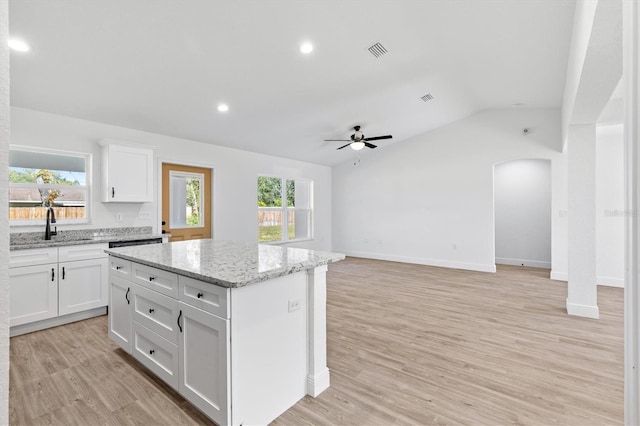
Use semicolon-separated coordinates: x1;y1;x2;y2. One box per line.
100;140;154;203
58;257;109;316
9;264;58;327
178;302;230;425
10;244;109;336
109;275;133;352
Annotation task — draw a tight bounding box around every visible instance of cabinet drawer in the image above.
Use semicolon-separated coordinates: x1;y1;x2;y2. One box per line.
9;248;57;268
132;322;179;390
179;276;229;319
109;257;132;278
131;262;178;298
132;284;179;344
59;244;108;262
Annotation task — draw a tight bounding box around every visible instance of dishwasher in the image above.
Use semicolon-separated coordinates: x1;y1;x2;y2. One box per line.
108;237;163;248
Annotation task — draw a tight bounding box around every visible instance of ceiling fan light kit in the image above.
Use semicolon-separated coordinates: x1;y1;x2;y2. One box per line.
324;125;392;151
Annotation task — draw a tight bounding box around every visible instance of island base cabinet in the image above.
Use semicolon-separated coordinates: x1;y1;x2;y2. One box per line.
9;264;58;327
178;302;230;426
109;275;132;352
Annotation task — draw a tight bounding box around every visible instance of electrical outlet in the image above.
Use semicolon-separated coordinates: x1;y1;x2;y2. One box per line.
115;213;123;222
288;299;301;312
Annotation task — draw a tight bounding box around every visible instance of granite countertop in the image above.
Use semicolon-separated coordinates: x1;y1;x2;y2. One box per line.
105;239;345;288
10;227;163;250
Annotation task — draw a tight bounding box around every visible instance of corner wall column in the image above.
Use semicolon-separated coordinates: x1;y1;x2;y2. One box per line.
567;123;599;319
623;0;640;423
306;264;330;397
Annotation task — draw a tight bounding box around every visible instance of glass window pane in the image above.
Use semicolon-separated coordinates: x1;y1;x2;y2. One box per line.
286;179;295;207
170;172;203;228
294;180;310;209
291;209;310;240
9;188;86;220
258;177;282;207
258;210;283;242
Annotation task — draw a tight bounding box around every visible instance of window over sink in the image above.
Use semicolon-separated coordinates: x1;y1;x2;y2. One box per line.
9;146;91;225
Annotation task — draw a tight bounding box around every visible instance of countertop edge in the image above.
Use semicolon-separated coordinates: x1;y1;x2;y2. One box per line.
105;249;345;289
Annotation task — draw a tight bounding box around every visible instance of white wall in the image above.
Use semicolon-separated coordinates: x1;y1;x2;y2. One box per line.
10;107;332;251
596;123;624;287
332;108;567;273
494;159;551;268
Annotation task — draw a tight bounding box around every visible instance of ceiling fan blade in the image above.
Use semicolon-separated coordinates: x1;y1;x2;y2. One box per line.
364;142;378;149
337;143;352;150
324;139;350;142
363;135;392;142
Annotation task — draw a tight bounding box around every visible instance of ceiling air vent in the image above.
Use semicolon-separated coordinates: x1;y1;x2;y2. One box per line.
368;42;388;58
421;93;434;102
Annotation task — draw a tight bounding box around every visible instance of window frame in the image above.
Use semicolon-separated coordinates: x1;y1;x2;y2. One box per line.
9;145;92;226
257;175;313;244
169;170;206;230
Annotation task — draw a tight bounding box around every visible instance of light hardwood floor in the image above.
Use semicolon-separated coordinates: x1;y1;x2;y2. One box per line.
10;257;623;425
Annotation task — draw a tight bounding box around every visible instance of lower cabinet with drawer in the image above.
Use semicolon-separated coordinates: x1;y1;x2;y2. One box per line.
9;244;109;335
109;261;230;425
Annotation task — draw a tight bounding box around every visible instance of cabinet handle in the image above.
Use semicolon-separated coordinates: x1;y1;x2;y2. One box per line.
177;310;183;333
197;292;203;299
149;349;155;355
149;276;155;282
115;265;122;271
62;267;65;280
125;287;130;305
51;268;55;281
112;187;115;198
149;308;155;314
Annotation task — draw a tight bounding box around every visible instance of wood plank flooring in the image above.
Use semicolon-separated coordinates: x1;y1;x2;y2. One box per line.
10;257;623;425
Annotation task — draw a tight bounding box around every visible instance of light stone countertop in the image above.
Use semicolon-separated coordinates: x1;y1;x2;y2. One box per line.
10;227;163;250
105;239;345;288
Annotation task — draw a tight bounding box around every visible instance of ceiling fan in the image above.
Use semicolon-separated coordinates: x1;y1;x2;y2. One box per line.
324;125;392;150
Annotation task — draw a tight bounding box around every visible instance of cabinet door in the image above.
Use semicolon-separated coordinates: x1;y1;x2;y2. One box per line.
9;264;58;327
109;275;133;353
103;143;153;202
178;302;230;425
59;258;109;316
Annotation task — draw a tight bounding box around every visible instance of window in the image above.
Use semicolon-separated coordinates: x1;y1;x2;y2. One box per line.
258;176;312;243
169;171;204;228
9;146;90;224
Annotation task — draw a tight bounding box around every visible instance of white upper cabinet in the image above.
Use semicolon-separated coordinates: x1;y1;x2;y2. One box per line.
100;140;154;202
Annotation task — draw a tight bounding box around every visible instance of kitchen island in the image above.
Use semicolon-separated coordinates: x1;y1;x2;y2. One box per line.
105;239;344;426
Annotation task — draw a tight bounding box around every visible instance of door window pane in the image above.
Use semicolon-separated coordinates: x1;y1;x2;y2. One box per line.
170;172;204;228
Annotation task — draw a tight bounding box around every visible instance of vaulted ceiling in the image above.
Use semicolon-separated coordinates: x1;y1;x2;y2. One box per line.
8;0;576;166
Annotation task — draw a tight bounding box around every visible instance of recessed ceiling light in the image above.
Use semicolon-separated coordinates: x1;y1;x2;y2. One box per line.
300;42;314;54
8;38;31;52
217;103;229;113
511;102;524;108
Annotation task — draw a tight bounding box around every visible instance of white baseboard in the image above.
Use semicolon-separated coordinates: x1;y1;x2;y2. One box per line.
495;257;551;269
306;368;330;397
335;250;496;273
566;299;600;319
597;276;624;288
10;306;107;337
550;270;568;281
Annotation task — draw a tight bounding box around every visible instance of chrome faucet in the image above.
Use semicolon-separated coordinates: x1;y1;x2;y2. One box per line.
45;207;57;240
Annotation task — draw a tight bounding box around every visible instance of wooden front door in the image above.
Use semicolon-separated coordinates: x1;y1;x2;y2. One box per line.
161;163;212;242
